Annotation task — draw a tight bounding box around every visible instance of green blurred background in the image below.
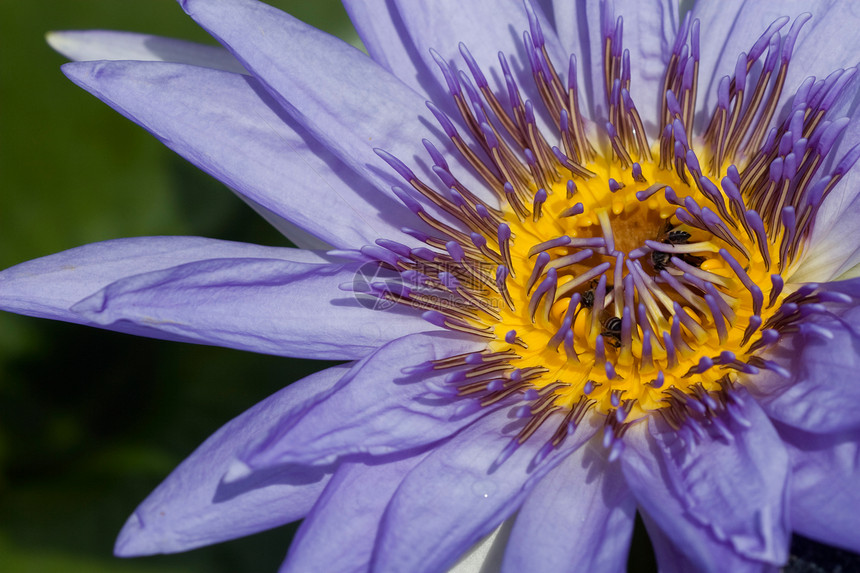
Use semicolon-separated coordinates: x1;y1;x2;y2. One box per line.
1;1;859;572
0;1;354;571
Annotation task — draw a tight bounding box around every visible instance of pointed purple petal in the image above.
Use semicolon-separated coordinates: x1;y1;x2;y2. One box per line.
341;0;447;102
750;295;860;434
281;452;428;573
115;364;348;556
69;257;435;360
390;0;566;118
501;442;636;573
372;409;599;573
620;390;790;569
694;2;860;131
0;236;323;328
584;0;679;128
62;60;413;249
780;4;860;123
799;113;860;282
548;1;596;111
47;30;246;73
242;332;486;468
179;0;497;208
640;511;773;573
778;424;860;553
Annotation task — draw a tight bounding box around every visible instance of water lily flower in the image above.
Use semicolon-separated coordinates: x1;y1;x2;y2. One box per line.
4;0;860;571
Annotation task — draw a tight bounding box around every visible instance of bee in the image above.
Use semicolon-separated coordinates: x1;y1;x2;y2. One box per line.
650;224;703;271
580;288;595;309
650;250;671;272
601;315;622;349
579;278;599;309
665;229;691;244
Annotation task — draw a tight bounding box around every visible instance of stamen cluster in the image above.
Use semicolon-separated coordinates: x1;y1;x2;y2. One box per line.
362;5;860;458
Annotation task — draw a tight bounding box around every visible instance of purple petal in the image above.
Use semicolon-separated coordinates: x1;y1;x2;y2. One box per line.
242;332;486;468
372;409;599;573
749;296;860;434
779;3;860;125
777;424;860;553
694;1;860;130
501;442;636;573
792;227;860;283
341;0;448;104
390;0;566;118
241;196;332;250
548;1;597;113
47;30;246;73
179;0;496;207
115;364;348;556
692;0;774;120
62;60;414;249
640;511;774;573
69;257;435;360
620;390;790;569
798;113;860;282
583;0;679;129
636;512;700;573
280;451;428;573
0;236;323;327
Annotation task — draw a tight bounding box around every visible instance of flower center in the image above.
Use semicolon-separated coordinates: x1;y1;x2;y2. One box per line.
368;7;859;458
493;153;783;420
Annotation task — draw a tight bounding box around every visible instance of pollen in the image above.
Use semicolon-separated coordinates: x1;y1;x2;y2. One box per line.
370;5;860;458
493;152;783;420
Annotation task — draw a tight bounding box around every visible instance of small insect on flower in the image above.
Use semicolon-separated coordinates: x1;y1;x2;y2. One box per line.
651;221;696;271
580;279;598;309
649;249;672;272
664;229;691;244
601;315;623;349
